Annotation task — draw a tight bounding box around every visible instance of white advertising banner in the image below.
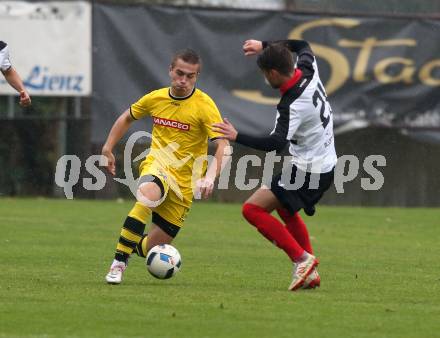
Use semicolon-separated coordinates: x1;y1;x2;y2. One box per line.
0;1;91;96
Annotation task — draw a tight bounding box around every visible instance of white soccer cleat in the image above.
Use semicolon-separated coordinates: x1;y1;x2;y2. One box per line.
105;261;126;284
302;268;321;289
288;254;319;291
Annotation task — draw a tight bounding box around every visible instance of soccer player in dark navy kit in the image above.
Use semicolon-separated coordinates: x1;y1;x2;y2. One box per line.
214;39;337;291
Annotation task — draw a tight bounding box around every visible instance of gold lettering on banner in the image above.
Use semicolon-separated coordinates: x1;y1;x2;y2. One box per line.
231;18;359;104
374;57;415;84
338;38;416;82
289;18;359;95
231;18;440;106
419;59;440;86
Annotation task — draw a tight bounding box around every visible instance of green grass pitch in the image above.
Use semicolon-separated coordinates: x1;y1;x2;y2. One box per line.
0;198;439;338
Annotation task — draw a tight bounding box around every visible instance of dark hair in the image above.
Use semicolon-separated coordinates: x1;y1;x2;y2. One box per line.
171;48;202;70
256;43;294;76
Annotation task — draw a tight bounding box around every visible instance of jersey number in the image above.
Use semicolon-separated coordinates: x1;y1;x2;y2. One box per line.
313;82;332;129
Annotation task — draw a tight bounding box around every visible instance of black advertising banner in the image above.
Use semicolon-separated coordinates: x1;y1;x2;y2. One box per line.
92;4;440;143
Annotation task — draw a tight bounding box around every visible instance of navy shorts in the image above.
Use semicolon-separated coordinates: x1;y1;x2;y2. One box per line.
270;165;334;216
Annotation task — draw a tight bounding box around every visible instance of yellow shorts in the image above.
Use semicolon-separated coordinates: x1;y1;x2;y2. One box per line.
136;164;193;230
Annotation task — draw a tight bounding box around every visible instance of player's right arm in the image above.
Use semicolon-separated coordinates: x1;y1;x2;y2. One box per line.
243;39;314;71
102;92;154;175
101;109;135;176
212;118;289;153
276;40;314;71
243;39;311;55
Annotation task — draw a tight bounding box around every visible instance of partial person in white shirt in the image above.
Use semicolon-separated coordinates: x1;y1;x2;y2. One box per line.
0;41;31;107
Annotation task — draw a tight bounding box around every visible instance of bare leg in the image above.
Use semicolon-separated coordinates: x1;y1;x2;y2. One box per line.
244;185;283;212
145;223;174;252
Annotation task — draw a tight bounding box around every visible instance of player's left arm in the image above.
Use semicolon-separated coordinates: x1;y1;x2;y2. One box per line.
1;44;31;107
197;96;231;199
1;67;31;107
198;138;231;199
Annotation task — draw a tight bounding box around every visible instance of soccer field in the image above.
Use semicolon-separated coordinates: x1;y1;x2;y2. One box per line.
0;199;439;338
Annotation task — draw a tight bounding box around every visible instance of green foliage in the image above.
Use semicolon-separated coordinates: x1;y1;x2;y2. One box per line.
0;199;439;337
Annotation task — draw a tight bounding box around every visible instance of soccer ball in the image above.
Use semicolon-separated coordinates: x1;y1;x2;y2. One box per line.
146;244;182;279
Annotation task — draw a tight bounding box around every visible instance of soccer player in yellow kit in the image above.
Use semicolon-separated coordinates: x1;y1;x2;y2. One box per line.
102;49;229;284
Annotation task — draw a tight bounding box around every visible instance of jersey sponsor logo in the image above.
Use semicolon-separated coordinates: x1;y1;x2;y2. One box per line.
153;116;190;131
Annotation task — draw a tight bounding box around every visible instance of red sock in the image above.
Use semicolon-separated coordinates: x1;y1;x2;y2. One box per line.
242;203;305;262
277;208;313;254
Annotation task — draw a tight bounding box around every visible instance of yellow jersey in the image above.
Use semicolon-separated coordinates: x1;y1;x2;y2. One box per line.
130;87;223;189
